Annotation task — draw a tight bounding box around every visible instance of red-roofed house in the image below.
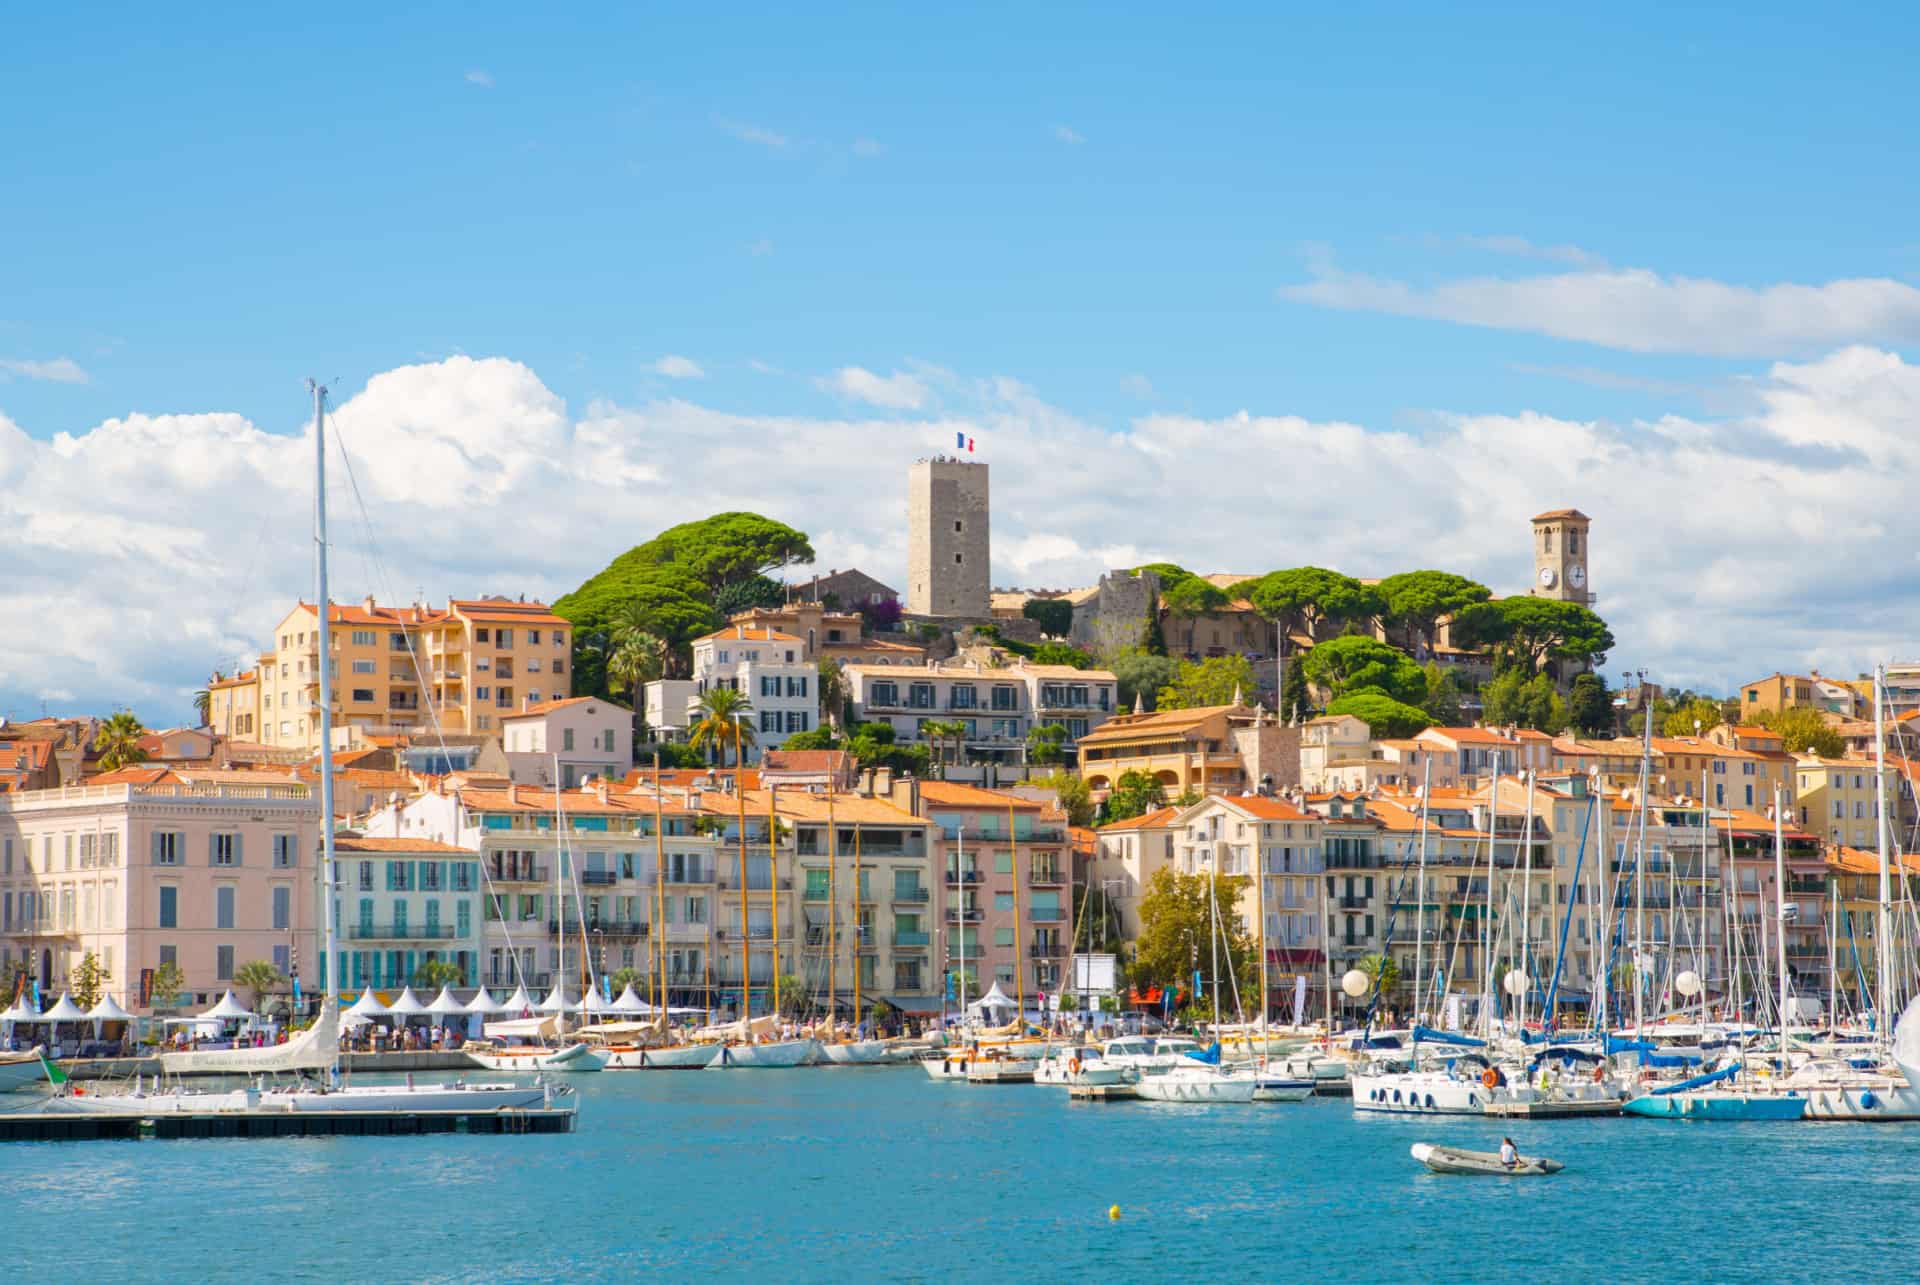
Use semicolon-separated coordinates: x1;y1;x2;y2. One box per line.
1173;794;1326;1014
0;739;61;793
500;696;633;789
692;623;816;760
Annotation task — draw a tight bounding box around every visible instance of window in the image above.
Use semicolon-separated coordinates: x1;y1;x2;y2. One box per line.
351;659;375;675
528;629;541;645
563;728;575;752
496;659;514;678
761;675;780;698
785;711;810;733
994;925;1014;945
273;834;296;868
272;885;291;931
786;675;808;698
497;629;514;648
871;681;898;706
350;630;374;646
352;688;375;703
152;832;183;866
216;946;235;980
211;833;240;866
457;900;472;937
760;710;781;733
527;658;543;673
476;627;490;643
955;554;963;564
390;631;407;651
158;886;178;928
476;686;492;702
994;850;1013;874
216;886;236;929
991;685;1018;711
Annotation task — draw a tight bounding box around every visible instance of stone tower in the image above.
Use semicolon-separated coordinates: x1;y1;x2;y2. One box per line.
1530;508;1592;604
907;457;990;617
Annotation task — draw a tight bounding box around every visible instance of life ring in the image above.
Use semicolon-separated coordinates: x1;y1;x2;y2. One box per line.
1481;1067;1500;1091
1593;1064;1606;1083
1069;1057;1082;1076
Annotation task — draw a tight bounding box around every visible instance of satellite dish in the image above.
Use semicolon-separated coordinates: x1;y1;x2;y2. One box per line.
1341;969;1370;999
1502;969;1529;998
1675;970;1702;998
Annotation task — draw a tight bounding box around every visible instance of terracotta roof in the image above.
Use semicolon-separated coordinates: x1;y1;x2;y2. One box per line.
1214;794;1314;822
1532;508;1590;522
1075;704;1235;745
207;671;257;690
334;835;475;855
1012;662;1119;681
86;766;180;786
1418;726;1521;746
1098;806;1184;832
718;790;924;825
761;750;854;773
918;781;1047;810
448;598;567;625
693;625;802;645
1829;845;1920;876
0;742;55;771
500;695;629;720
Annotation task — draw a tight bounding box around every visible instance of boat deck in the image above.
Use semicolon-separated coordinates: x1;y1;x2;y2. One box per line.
0;1103;577;1142
1484;1097;1623;1118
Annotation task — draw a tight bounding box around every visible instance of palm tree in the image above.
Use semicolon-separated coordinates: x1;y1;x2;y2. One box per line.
606;634;666;699
1356;952;1401;1005
193;687;213;727
233;959;285;1013
92;711;150;771
412;958;465;990
921;719;968;779
613;602;688;679
689;687;756;767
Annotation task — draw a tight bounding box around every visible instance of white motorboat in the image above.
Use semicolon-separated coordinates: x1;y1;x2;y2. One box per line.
921;1049;973;1081
1250;1067;1316;1102
465;1041;609;1073
1133;1062;1256;1103
709;1038;822;1069
1036;1046;1137;1087
1352;1063;1492;1115
819;1040;893;1065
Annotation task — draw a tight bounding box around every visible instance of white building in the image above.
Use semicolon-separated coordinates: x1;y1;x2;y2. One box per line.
643;680;699;742
692;625;816;760
842;658;1118;777
500;697;633;788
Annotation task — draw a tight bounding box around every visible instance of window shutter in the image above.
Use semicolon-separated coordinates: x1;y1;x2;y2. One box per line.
151;832;163;866
233;833;243;866
209;833;219;866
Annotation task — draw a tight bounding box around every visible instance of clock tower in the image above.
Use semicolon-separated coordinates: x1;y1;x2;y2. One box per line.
1531;508;1592;605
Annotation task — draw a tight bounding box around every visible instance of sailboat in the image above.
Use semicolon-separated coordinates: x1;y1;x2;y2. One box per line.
1135;854;1256;1104
42;383;561;1118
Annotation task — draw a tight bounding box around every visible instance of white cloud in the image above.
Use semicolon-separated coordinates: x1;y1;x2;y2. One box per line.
1282;258;1920;357
464;69;494;89
851;138;886;157
650;355;705;380
8;348;1920;715
814;366;929;410
717;118;788;149
1454;235;1602;267
1052;124;1084;144
0;357;88;384
1119;373;1154;400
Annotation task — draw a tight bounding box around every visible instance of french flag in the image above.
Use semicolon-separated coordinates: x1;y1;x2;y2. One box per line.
955;431;974;453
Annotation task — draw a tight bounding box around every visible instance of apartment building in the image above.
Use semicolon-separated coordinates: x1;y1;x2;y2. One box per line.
1076;703;1248;796
1794;758;1897;849
501;696;633;788
212;595;574;753
1740;671;1859;718
329;835;482;993
917;783;1072;1002
0;777;319;1012
845;659;1118;776
1089;807;1184;941
369;780;718;1004
692;625;816;759
0;740;61;794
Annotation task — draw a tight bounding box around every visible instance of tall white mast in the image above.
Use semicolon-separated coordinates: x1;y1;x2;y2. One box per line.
1631;688;1653;1032
1773;785;1790;1042
1875;663;1894;1039
1413;758;1431;1026
1481;758;1500;1035
1254;807;1268;1033
309;381;339;1042
1517;770;1534;1032
554;755;567;1031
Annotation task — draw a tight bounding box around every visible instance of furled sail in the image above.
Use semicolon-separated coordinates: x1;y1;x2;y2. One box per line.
157;999;338;1075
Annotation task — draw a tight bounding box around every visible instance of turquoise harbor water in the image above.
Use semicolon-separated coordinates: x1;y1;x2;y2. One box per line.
5;1070;1916;1282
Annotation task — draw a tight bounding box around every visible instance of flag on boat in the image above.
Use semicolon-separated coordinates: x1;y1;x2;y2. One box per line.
38;1054;66;1087
954;431;974;453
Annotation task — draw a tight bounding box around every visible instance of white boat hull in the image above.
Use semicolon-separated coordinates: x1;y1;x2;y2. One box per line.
0;1051;47;1093
1251;1076;1316;1102
467;1043;609;1073
711;1039;822;1069
921;1052;973;1080
819;1040;892;1065
602;1043;724;1070
37;1080;554;1116
1134;1068;1257;1103
1352;1071;1487;1115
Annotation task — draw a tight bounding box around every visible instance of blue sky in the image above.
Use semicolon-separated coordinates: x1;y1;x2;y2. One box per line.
5;4;1920;718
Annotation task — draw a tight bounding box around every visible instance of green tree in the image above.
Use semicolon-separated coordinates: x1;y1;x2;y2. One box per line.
1325;690;1433;738
1034;771;1094;827
775;974;807;1017
780;727;837;751
1301;635;1427;704
1102;646;1179;713
606;635;665;699
1568;672;1612;737
688;687;757;766
1356;952;1402;1003
1470;598;1615;674
1481;669;1567;734
1075;880;1125;950
149;959;186;1011
1750;705;1845;757
1234;567;1382;722
1419;662;1463;725
92;711;150;771
1021;597;1075;638
1104;770;1168;823
1160;576;1229;656
1156;655;1258;710
609;967;644;996
816;659;848;732
411;958;464;991
1662;697;1726;738
1280;651;1311;722
1030;642;1094;669
234;959;285;1011
70;951;111;1009
712;574;786;616
1026;722;1068;766
1132;869;1257;1016
1142;594;1169;656
1375;571;1492;656
193;687;212;727
920;719;968;779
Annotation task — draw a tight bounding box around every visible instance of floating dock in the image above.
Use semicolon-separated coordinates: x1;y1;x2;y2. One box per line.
1067;1082;1138;1101
1484;1097;1623;1118
1312;1080;1353;1098
965;1060;1036;1084
0;1103;576;1142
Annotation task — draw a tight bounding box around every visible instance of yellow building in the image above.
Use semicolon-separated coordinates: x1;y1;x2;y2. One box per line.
1794;757;1897;849
212;596;574;753
1077;704;1250;795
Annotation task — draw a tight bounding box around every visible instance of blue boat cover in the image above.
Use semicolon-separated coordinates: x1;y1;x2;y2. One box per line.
1642;1050;1704;1068
1529;1046;1603;1067
1183;1041;1223;1064
1412;1025;1485;1048
1604;1034;1658;1054
1649;1063;1740;1095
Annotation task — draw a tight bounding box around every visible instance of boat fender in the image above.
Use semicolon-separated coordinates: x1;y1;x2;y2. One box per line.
1593;1065;1606;1082
1481;1067;1500;1091
1859;1090;1877;1110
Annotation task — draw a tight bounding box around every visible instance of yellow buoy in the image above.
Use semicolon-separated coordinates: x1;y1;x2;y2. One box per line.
1108;1205;1121;1221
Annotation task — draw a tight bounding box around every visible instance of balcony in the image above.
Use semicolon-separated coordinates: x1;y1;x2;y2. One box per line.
717;876;789;893
1028;908;1066;923
1337;895;1370;910
945;908;984;923
489;864;549;884
1028;867;1067;887
1029;942;1065;959
945;870;983;886
580;871;618;887
947;945;985;961
891;931;931;949
891;886;930;904
549;919;649;937
664;869;711;885
349;923;462;941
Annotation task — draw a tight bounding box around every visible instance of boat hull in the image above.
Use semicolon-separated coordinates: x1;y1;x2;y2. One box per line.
1251;1076;1316;1102
38;1081;554;1116
711;1039;822;1069
1411;1143;1563;1176
819;1040;892;1065
1135;1074;1256;1103
601;1043;723;1070
467;1043;609;1073
1351;1072;1487;1115
1622;1091;1806;1120
0;1051;47;1093
921;1053;971;1080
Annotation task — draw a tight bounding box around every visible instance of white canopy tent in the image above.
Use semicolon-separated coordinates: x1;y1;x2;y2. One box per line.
425;986;467;1020
536;983;577;1014
345;986;390;1018
463;986;505;1015
500;984;535;1016
39;993;91;1023
967;982;1018;1019
579;987;610;1016
200;991;254;1021
0;997;36;1023
86;995;134;1023
385;986;430;1020
610;984;649;1015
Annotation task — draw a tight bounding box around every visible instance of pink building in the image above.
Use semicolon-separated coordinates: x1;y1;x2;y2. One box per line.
0;777;320;1012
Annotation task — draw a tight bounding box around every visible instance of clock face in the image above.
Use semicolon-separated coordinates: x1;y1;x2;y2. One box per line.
1538;567;1557;588
1569;564;1586;587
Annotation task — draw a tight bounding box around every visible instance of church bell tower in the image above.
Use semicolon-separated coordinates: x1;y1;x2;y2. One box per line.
1531;509;1592;605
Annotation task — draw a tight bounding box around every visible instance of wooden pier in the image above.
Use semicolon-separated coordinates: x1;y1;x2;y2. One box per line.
1484;1097;1622;1118
965;1060;1036;1084
0;1103;576;1142
1067;1082;1138;1102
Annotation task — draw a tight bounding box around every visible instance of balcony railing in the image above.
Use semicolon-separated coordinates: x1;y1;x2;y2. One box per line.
947;945;985;960
891;886;930;904
945;908;984;923
1337;895;1370;910
348;924;461;941
1028;868;1067;887
1028;908;1066;923
548;919;649;937
580;871;618;886
892;931;931;948
1029;942;1065;959
489;865;549;884
485;971;552;991
945;870;982;885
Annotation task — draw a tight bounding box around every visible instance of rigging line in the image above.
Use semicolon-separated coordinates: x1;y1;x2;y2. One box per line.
320;396;533;1001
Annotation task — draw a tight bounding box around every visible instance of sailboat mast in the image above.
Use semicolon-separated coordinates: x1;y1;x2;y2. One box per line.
1414;758;1431;1027
827;791;838;1021
1254;798;1267;1032
853;822;863;1035
653;752;666;1015
1518;771;1534;1032
734;724;749;1020
309;380;338;1034
1875;663;1893;1037
1773;785;1790;1042
768;786;781;1022
553;760;568;1029
1481;760;1500;1034
1010;797;1025;1027
1632;696;1653;1032
953;816;966;1013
